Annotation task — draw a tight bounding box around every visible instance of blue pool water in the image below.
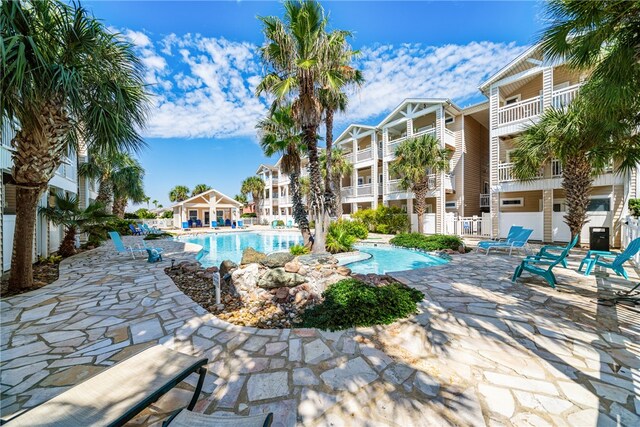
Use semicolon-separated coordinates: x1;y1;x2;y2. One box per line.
178;232;303;268
345;245;449;275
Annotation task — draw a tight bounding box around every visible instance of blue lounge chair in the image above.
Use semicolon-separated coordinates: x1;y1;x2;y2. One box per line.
225;219;231;227
141;224;161;234
578;237;640;280
477;225;523;249
528;234;579;268
477;228;533;256
238;220;244;228
231;221;237;229
195;219;202;227
512;237;575;288
286;220;293;228
271;220;278;229
210;221;218;228
182;221;190;230
109;231;146;259
129;224;143;235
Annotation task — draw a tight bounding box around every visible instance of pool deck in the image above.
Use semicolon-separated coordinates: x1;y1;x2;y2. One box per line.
0;237;639;426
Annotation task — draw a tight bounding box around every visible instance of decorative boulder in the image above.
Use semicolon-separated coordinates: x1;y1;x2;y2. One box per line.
298;253;338;266
262;252;295;268
258;267;306;289
231;263;263;299
241;248;267;265
219;260;238;278
284;261;300;273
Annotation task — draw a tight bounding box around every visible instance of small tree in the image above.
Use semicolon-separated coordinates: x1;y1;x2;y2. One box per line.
39;193;112;257
320;147;353;217
241;177;266;223
389;134;450;234
169;185;190;203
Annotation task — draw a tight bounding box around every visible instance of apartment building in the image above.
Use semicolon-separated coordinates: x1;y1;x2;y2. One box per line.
256;158;310;223
479;45;636;246
1;118;98;271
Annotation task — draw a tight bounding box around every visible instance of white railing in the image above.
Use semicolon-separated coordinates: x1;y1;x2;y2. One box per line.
386;136;407;156
445;214;491;237
498;96;541;126
443;173;454;191
552;83;581;109
621;216;640;267
498;162;543;182
551;159;563;177
343;152;355;163
444;128;455;147
356;183;372;196
341;186;353;197
142;218;174;229
356;147;373;162
387;179;402;193
480;194;490;208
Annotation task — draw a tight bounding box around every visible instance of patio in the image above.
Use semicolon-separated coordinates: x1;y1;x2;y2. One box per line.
0;238;638;426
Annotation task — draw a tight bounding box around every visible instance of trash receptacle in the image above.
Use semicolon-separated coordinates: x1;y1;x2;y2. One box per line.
589;227;609;251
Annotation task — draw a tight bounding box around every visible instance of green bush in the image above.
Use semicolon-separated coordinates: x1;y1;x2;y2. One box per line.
390;233;463;251
335;219;368;239
144;232;172;240
161;210;174;219
299;279;424;330
135;208;157;219
629;199;640;217
124;212;139;219
276;219;285;227
83;218;138;245
326;222;357;253
290;244;310;255
241;212;257;218
352;206;410;234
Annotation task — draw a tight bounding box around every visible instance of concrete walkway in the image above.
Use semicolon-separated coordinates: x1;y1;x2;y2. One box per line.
1;237;638;426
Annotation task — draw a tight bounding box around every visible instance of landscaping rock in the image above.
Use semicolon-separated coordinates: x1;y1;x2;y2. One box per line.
298;253;338;266
219;260;237;278
275;287;289;300
258;268;306;289
241;248;267;265
336;266;351;276
284;261;300;273
231;263;263;297
262;252;294;268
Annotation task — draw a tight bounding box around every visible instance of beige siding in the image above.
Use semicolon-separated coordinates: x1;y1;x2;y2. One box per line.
502;74;542;104
500;190;542;213
463;115;489;216
412;112;437;131
356;135;372;150
4;183;16;214
552;65;583;87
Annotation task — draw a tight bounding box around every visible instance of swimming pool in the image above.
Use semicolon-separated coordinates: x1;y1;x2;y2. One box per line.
344;245;449;275
178;232;303;268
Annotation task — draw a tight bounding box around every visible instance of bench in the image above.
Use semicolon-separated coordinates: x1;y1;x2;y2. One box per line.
1;345;208;427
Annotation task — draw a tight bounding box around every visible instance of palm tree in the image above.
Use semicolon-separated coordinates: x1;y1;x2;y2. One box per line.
169;185;190;203
234;194;248;205
257;105;312;244
320;147;353;217
389;134;450;234
539;0;640;131
192;184;212;196
241;177;266;223
79;150;145;217
39;193;112;258
256;0;359;253
511;103;636;242
143;196;150;208
152;199;159;208
1;0;149;289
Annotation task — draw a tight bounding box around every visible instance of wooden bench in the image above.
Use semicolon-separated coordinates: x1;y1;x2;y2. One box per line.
1;345;208;427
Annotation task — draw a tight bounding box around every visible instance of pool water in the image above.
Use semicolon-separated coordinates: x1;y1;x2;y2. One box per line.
178;232;303;268
345;245;449;275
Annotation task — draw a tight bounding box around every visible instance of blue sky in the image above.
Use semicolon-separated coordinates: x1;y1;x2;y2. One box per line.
83;0;545;209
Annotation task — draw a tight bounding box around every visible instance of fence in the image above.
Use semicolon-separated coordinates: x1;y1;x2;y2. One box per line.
621;216;640;267
445;214;492;237
142;219;174;229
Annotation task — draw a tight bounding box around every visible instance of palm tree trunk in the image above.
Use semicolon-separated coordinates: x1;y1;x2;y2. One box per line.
58;227;77;258
9;186;43;289
335;178;343;217
562;156;593;242
96;180;113;214
324;109;335;215
289;171;311;246
305;125;328;253
112;196;127;218
254;192;261;224
414;186;428;234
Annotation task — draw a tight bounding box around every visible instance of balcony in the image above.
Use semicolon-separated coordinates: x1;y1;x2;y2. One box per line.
444;128;455;148
341;184;373;198
498;96;541;126
551;83;581;109
356;147;373;162
387;173;452;193
498;162;544;182
480;193;490;208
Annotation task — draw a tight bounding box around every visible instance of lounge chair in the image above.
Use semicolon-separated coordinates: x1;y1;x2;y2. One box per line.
182;221;190;230
238;220;244;228
210;221;218;228
142;224;161;234
129;223;143;235
225;219;231;227
477;228;533;255
0;345;208;427
527;234;579;268
195;219;202;227
271;220;278;229
512;237;575;288
477;225;523;249
286;220;293;228
164;410;273;427
109;231;146;259
578;237;640;280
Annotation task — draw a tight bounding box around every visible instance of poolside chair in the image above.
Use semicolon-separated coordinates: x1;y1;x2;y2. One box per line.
225;219;231;227
578;237;640;280
238;220;244;228
142;224;161;234
477;228;533;256
195;219;202;227
164;410;273;427
286;219;293;228
527;234;579;268
477;225;523;249
512;237;575;288
271;220;278;229
129;223;143;235
108;231;146;259
210;221;218;228
231;221;237;229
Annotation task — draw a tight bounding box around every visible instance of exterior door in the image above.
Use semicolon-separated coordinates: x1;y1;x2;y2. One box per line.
204;211;210;225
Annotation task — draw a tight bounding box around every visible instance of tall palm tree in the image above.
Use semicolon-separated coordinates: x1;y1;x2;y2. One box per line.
79;150;145;216
1;0;149;289
152;199;159;208
389;134;450;234
169;185;190;203
511;103;637;241
256;0;359;253
192;184;212;196
39;193;112;258
257;105;312;244
234;194;248;205
241;177;266;223
320;147;353;217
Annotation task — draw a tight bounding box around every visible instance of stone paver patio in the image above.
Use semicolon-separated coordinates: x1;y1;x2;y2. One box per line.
1;237;639;426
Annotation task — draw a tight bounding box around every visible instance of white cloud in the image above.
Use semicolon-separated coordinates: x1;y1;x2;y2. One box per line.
119;29;527;139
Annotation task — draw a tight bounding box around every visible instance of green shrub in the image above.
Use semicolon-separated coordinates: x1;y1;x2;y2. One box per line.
326;222;357;253
290;244;310;255
135;208;157;219
144;233;172;240
335;219;368;239
299;279;424;330
352;206;410;234
161;210;174;219
276;219;285;227
309;220;315;229
390;233;463;251
124;212;139;219
629;199;640;217
241;212;257;218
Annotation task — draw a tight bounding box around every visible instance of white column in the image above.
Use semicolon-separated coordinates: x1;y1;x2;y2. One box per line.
406;118;414;137
489;85;500;238
542;66;553;112
435;106;446;233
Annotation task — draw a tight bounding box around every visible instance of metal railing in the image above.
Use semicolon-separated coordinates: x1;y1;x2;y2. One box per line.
498;96;541;126
480;194;490;208
356;183;373;196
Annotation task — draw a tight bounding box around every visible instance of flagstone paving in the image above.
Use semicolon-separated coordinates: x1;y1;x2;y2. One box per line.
1;237;639;426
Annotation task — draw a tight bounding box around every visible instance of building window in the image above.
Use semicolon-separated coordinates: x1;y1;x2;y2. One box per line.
587;197;610;212
188;210;198;221
501;198;524;207
445;116;455;125
504;94;521;105
445;201;456;209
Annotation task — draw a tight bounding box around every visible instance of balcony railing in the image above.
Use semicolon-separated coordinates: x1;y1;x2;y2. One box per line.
341;184;374;198
341;186;353;197
498;162;543;182
498;96;541;126
387;179;403;194
387;135;407;155
356;147;373;162
552;84;581;109
480;194;490;208
444;128;455;147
